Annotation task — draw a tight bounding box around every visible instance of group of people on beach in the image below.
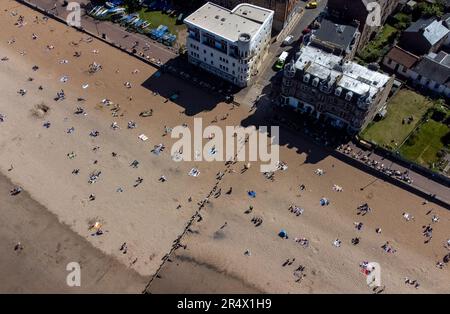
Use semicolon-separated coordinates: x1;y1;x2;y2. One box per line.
338;144;413;184
2;9;449;294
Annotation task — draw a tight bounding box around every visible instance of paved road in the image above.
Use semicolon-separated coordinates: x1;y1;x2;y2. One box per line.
258;0;328;86
19;0;450;206
27;0;326;85
24;0;177;64
235;0;327;104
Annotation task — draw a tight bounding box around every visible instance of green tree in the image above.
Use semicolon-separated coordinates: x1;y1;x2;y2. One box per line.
124;0;142;13
413;1;444;19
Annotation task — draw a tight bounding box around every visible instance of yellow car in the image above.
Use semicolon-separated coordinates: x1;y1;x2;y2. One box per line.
306;1;318;9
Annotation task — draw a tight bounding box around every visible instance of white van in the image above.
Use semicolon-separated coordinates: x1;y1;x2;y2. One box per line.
274;51;289;70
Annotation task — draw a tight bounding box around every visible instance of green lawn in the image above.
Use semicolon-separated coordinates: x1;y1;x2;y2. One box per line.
136;9;185;35
360;90;434;149
358;24;398;62
399;120;449;168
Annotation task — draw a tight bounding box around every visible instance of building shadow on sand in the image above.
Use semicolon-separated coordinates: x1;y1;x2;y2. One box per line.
141;54;347;165
141;56;240;116
239;65;351;165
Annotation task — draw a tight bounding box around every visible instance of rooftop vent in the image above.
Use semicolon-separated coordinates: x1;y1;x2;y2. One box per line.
239;33;251;42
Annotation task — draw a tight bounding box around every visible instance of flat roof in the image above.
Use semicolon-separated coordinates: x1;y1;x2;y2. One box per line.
312;18;358;50
184;2;273;42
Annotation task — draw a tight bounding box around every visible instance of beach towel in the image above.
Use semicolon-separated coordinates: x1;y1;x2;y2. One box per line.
188;168;200;177
138;134;148;141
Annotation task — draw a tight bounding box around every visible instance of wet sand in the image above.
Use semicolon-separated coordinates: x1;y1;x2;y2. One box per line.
0;172;148;293
147;253;263;294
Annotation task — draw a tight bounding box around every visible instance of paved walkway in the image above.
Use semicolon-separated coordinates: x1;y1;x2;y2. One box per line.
18;0;450;208
23;0;177;64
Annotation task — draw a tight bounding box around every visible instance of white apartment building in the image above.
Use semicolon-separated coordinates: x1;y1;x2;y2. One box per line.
184;2;274;87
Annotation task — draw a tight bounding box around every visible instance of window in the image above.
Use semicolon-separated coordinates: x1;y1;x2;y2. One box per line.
345;91;353;101
303;74;310;83
312;78;319;87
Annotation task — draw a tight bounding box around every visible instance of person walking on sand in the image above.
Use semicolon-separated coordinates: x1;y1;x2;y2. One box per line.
120;242;127;254
134;177;143;187
14;242;23;251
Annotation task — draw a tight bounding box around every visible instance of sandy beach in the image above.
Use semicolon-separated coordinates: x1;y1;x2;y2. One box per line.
0;171;148;293
0;1;449;293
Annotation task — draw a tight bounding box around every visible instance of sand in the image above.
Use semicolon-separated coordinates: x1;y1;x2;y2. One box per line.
0;1;449;293
0;172;148;293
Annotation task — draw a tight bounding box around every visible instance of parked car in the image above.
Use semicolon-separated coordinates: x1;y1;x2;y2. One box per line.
306;1;318;9
283;35;294;46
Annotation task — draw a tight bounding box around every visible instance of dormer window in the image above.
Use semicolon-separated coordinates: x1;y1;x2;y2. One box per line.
303;74;310;83
345;91;353;101
312;77;319;87
335;87;342;96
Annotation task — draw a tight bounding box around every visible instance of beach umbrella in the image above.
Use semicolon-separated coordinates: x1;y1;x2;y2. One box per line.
278;229;287;238
248;191;256;198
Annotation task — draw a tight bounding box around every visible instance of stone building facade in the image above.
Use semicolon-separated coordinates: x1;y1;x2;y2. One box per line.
280;46;394;133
